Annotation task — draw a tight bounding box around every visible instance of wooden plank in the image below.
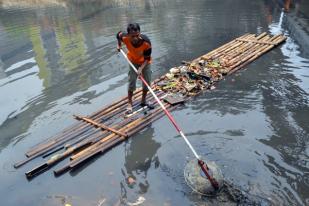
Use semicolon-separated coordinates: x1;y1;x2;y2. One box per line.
74;115;128;138
235;38;278;45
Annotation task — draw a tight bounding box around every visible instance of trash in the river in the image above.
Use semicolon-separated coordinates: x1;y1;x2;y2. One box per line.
162;93;185;105
126;196;146;206
97;198;106;206
156;58;228;96
170;67;179;74
127;176;136;185
42;194;91;206
165;73;174;79
184;82;196;92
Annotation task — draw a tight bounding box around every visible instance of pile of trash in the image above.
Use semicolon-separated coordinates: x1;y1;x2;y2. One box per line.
155;58;229;96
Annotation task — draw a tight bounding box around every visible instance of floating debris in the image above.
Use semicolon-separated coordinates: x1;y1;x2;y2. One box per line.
97;198;106;206
156;58;227;96
126;196;146;206
127;176;136;186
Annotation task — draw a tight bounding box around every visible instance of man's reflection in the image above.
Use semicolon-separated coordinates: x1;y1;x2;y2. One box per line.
264;0;276;25
120;127;160;198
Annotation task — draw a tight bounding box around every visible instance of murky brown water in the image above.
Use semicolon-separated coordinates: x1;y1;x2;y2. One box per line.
0;0;309;205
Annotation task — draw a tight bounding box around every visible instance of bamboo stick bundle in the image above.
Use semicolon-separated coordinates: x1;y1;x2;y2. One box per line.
54;103;175;175
199;33;257;64
212;33;259;60
50;90;168;157
72;103;175;165
41;128;101;158
221;33;269;62
25;88;143;152
228;35;273;64
14;90;164;168
56;117;162;175
201;33;250;60
230;35;286;73
228;35;287;75
24;108;148;178
24;76;166;159
210;33;261;60
203;37;251;62
224;34;273;68
214;32;269;63
70;101;170;160
24;89;145;157
235;38;279;45
227;35;284;72
101;90;165;125
24;85;163;159
206;34;266;69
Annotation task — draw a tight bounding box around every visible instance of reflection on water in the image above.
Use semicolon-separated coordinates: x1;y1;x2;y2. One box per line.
121;127;160;200
0;0;308;205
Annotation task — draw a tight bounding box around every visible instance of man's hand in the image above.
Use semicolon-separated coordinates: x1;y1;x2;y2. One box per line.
117;44;121;52
137;67;143;77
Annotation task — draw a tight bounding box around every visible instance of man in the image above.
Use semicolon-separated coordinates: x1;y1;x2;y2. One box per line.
116;23;154;114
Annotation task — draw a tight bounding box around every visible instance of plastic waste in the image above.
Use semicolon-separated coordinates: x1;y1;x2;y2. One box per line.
165;73;174;79
169;67;180;74
126;196;146;206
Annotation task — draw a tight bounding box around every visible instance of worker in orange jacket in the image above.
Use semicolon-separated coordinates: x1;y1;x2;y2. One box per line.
116;23;154;114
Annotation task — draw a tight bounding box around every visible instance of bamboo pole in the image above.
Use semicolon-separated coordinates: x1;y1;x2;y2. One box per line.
24;87;161;158
15;91;165;168
24;76;166;158
226;33;269;58
216;32;268;61
53;103;174;175
74;116;128;137
228;35;286;75
227;35;283;72
225;34;273;68
229;35;273;64
201;33;250;59
24;90;143;157
235;38;278;45
69;102;172;161
17;92;153;167
24;111;145;178
210;34;258;60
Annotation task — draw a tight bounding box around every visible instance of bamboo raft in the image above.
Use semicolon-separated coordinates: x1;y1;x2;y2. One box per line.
14;32;286;178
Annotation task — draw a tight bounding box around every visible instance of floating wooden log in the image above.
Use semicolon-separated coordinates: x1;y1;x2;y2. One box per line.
14;33;287;177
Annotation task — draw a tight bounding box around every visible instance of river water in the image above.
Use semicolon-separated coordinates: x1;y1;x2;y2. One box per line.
0;0;308;205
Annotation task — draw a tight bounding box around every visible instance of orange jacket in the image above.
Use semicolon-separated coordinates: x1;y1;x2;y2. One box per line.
117;32;152;65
